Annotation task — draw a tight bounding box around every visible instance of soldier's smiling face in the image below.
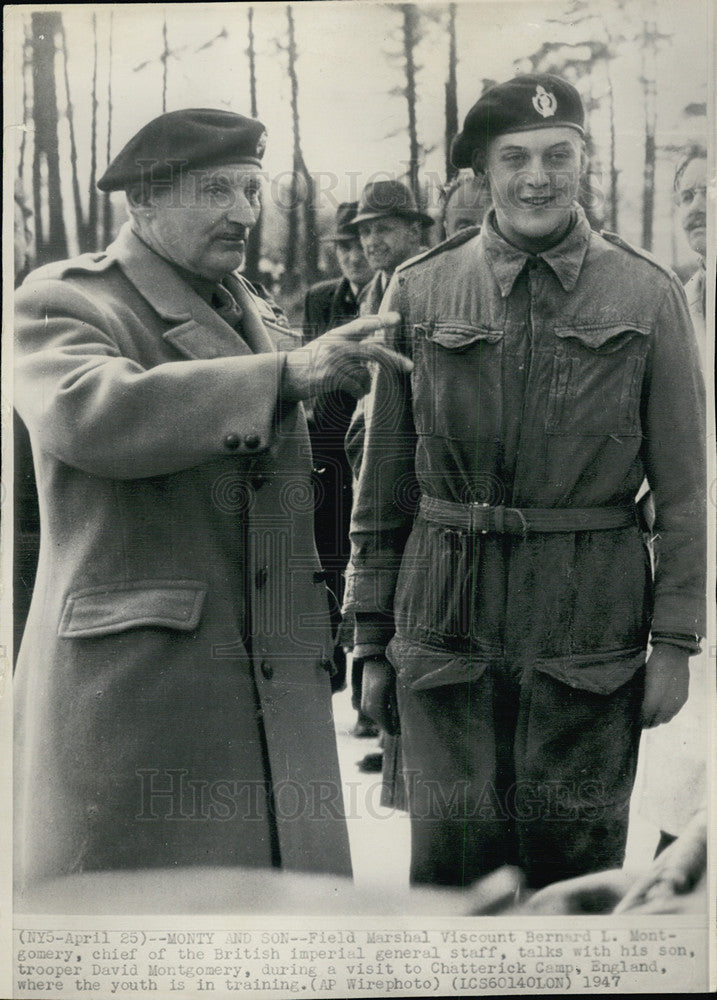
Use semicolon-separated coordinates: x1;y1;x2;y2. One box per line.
135;163;263;279
486;127;584;249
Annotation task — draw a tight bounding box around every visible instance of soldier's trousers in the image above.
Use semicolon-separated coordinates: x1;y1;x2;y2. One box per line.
396;660;644;890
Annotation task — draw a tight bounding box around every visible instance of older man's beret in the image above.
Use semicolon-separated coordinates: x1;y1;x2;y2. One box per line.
451;74;584;170
97;108;267;192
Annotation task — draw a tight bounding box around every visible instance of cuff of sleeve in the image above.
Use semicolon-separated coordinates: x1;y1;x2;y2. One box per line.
650;632;702;655
353;643;389;661
354;614;394;656
650;592;706;640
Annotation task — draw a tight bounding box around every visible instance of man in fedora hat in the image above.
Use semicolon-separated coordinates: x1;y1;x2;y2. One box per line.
345;178;433;479
343;179;433;770
346;75;705;889
305;202;373;338
13;108;410;888
350;178;433;317
302;204;375;729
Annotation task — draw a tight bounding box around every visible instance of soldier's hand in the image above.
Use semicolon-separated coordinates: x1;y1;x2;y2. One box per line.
361;655;400;735
640;643;690;728
282;312;410;402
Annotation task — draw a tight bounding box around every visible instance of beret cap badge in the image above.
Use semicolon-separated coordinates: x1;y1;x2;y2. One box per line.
532;84;557;119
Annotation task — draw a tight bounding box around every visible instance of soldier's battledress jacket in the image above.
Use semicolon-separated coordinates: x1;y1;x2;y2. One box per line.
346;206;706;693
14;224;351;887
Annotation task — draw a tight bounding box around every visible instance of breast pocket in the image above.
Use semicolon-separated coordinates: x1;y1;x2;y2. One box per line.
546;324;649;437
413;321;503;439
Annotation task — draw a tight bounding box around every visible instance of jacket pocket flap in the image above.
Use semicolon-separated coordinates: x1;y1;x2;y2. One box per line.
59;580;208;638
387;635;488;690
427;322;502;350
554;324;649;352
530;647;646;695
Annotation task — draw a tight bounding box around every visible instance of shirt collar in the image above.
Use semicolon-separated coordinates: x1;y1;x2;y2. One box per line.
482;204;592;297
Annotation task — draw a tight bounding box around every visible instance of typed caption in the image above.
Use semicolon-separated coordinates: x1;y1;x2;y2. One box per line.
14;921;707;997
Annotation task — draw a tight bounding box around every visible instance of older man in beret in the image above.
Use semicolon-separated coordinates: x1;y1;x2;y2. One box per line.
346;75;706;889
13;108;409;887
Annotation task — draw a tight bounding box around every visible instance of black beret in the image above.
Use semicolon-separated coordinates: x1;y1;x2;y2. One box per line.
98;108;267;192
451;74;584;170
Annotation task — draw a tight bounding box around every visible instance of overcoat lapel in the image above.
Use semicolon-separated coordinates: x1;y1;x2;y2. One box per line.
108;224;259;361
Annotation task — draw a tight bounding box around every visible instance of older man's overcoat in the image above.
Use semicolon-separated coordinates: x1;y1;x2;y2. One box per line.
14;225;351;886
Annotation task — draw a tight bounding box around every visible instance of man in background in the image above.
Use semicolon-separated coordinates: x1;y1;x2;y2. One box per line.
636;141;709;859
303;204;375;730
345;178;432;773
441;172;492;238
675;144;708;346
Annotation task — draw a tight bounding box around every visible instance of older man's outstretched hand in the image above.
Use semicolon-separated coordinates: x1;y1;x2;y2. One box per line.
282;312;410;402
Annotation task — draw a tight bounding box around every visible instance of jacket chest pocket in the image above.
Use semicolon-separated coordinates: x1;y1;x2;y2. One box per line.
546;325;649;437
413;321;503;439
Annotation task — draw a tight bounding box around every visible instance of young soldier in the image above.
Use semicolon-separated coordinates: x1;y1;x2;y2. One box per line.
345;75;706;889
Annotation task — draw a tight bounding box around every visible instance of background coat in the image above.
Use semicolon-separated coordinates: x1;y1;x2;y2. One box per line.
14;225;351;886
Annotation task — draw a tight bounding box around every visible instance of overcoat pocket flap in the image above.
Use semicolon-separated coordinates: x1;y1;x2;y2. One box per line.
386;635;488;690
427;322;502;350
554;324;649;352
59;580;208;638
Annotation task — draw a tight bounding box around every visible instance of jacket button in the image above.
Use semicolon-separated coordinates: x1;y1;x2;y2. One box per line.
224;433;240;451
260;660;274;680
255;567;268;589
244;434;261;450
320;657;335;674
252;474;269;489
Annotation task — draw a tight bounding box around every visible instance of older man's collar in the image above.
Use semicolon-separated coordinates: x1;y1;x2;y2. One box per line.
482;205;591;296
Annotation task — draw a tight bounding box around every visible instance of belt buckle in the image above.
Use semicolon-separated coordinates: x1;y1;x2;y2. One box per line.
469;501;492;534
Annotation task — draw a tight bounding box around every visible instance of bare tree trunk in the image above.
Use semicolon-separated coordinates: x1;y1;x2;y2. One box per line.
162;14;169;113
86;13;99;251
606;68;619;231
19;19;32;181
444;3;458;183
31;11;68;264
302;161;319;283
640;16;657;251
284;6;318;287
244;6;262;282
59;19;85;251
102;11;115;246
401;4;420;201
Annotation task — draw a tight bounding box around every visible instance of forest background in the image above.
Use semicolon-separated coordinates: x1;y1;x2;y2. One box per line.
6;0;709;324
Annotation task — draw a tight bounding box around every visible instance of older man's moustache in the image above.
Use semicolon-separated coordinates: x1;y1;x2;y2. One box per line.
687;216;706;231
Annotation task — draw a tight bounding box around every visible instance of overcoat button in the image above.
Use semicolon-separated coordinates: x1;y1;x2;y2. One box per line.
260;660;274;680
320;657;335;674
244;434;261;450
255;567;268;589
313;570;328;583
224;433;240;450
252;475;269;488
